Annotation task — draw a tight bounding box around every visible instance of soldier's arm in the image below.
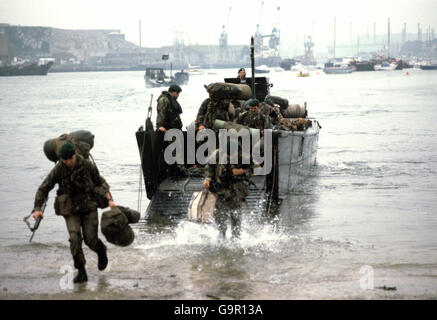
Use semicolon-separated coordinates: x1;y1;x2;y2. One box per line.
33;165;60;211
156;97;169;129
242;164;253;180
195;99;208;129
203;150;219;188
236;112;246;125
89;161;110;192
88;161;116;207
203;163;215;189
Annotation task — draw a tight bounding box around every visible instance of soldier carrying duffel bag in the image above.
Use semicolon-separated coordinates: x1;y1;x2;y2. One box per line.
100;206;140;247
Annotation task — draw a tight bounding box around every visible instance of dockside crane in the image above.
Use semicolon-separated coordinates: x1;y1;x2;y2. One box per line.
254;1;264;55
268;6;281;55
219;6;232;62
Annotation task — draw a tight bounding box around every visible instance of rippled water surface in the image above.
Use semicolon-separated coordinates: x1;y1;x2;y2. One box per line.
0;68;436;299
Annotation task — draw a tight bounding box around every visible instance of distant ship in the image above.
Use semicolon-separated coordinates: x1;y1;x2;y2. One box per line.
144;67;189;88
0;61;53;76
419;64;437;70
350;60;376;71
323;62;354;74
279;58;296;70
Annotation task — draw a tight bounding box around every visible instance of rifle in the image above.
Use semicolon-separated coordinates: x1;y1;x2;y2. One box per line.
23;199;47;243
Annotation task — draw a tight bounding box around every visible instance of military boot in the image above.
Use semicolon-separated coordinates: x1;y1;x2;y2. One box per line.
73;267;88;283
97;246;108;271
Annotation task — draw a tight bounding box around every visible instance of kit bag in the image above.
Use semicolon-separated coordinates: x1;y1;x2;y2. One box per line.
188;190;217;223
205;82;252;100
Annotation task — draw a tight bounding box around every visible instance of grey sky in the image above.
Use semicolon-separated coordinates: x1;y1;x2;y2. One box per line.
1;0;436;52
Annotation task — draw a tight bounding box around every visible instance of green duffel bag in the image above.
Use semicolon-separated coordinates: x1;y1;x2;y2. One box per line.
101;207;134;247
118;206;140;224
43;130;94;162
205;82;252;100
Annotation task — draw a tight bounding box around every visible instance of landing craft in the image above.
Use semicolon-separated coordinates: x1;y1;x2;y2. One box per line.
135;39;321;218
135;79;320;217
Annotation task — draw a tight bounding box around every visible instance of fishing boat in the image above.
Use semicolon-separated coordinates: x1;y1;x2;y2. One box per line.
0;61;53;77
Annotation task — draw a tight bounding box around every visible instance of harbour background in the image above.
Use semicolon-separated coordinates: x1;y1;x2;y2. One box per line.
0;68;436;299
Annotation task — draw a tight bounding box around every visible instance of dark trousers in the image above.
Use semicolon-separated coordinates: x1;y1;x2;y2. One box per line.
64;210;106;269
214;191;243;239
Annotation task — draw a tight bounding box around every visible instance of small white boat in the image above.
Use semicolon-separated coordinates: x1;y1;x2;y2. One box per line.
374;62;397;71
255;65;270;73
188;64;203;75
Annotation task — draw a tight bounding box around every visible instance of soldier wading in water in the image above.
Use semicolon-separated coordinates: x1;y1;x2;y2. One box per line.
32;142;116;283
203;140;252;239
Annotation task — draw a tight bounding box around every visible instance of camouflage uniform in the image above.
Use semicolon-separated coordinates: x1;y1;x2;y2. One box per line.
33;154;109;270
205;151;252;238
156;91;183;130
237;109;267;129
155;91;183;177
195;98;234;131
259;102;283;126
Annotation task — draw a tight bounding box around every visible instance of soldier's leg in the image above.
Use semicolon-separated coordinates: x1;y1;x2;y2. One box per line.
230;208;242;240
64;214;86;269
81;210;105;252
230;182;249;239
214;200;228;239
81;209;108;271
64;214;88;283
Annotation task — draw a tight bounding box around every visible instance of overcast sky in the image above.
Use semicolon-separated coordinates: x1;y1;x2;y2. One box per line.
1;0;436;53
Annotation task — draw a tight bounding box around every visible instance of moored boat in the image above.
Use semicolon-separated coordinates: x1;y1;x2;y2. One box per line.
374;62;397;71
419;64;437;70
255;65;270;74
279;58;296;70
187;64;203;75
323;62;354;74
144;67;189;88
350;60;375;71
0;61;53;77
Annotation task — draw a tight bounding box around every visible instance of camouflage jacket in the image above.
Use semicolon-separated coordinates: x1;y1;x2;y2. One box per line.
195;98;234;130
33;154;110;212
156;91;183;130
237;110;267;129
204;151;252;188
